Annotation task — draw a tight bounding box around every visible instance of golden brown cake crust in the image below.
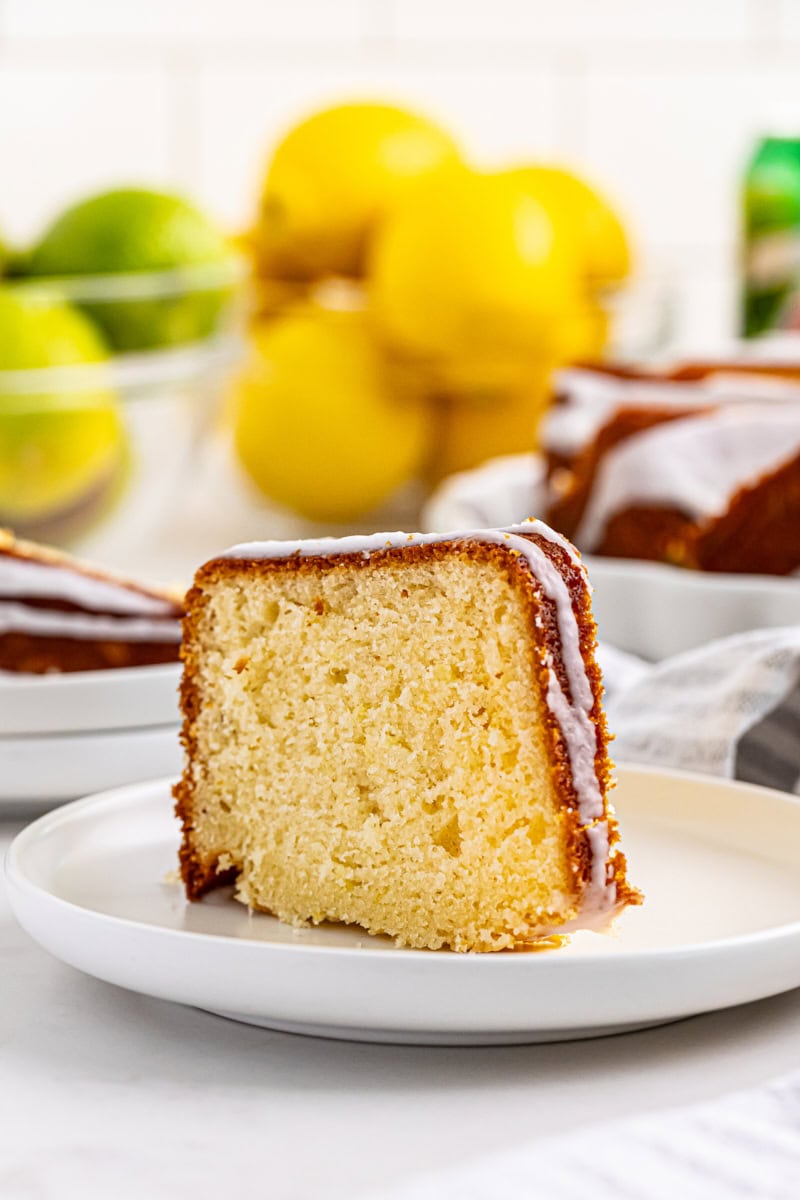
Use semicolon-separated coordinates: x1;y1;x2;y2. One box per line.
687;456;800;574
546;404;709;539
174;534;639;920
592;504;696;564
0;632;181;674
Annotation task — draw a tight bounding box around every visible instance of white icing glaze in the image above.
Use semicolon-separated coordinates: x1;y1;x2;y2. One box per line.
575;404;800;552
217;520;615;924
0;554;177;616
221;520;586;572
517;517;588;578
703;371;800;402
544;369;712;458
0;601;182;643
544;367;800;459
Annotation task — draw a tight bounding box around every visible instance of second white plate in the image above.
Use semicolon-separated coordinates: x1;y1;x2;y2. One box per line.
0;724;182;803
0;662;182;736
7;765;800;1044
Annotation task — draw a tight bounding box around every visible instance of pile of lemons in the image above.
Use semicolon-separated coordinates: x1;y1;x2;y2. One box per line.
234;101;630;522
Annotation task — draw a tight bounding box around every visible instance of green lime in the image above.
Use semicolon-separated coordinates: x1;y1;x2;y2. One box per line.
0;288;126;538
26;187;234;352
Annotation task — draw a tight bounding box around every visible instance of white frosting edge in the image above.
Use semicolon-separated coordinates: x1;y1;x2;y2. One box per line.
0;554;177;617
544;369;712;457
0;601;182;643
574;404;800;552
220;520;585;571
214;520;616;928
545;367;800;458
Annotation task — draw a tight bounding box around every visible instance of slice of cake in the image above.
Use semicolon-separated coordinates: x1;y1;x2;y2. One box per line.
175;522;640;952
0;530;184;673
568;405;800;572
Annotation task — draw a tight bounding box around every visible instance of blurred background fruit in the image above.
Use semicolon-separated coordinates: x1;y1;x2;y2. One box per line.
427;370;554;482
26;187;237;352
255;101;461;281
0;93;634;550
367;168;584;395
232;99;635;523
508;166;631;292
232;302;430;522
0;288;126;540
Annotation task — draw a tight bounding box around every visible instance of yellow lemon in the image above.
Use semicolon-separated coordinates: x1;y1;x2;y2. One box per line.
508;166;631;290
555;299;612;363
256;102;461;280
233;305;430;521
428;367;554;483
368;169;582;394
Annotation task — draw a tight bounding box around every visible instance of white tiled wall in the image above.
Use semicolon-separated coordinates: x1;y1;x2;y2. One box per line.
2;0;800;345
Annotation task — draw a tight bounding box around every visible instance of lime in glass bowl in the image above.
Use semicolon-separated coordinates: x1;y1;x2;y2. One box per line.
0;257;243;555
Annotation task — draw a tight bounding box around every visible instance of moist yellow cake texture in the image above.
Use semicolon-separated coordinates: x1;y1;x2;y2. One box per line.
175;523;640;952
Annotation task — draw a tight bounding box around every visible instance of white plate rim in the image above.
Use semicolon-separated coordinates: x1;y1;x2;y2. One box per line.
0;661;182;736
0;660;180;692
0;723;180;753
7;762;800;967
0;725;181;803
585;554;800;597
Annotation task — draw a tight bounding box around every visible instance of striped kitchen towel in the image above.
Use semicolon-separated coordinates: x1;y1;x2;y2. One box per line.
602;627;800;794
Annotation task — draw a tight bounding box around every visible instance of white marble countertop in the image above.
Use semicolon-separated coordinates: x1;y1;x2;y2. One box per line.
3;816;800;1200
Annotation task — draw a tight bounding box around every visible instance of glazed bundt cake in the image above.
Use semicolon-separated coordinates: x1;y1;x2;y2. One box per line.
175;522;640;952
0;530;183;674
544;366;800;574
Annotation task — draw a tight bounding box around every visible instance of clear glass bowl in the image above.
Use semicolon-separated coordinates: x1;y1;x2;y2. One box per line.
0;259;244;558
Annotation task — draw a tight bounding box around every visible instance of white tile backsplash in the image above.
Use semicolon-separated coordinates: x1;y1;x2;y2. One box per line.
0;59;173;242
392;0;753;45
1;0;800;345
582;63;800;256
2;0;366;43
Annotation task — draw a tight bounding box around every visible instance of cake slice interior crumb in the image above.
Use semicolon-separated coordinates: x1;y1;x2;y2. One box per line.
185;553;576;951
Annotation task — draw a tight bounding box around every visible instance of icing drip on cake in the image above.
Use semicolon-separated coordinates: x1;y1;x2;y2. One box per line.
546;367;800;460
220;520;615;923
574;405;800;552
0;551;182;643
0;554;178;615
545;369;707;458
0;602;181;642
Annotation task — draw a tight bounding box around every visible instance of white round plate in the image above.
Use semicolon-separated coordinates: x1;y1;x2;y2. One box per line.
584;557;800;661
0;662;181;736
7;765;800;1045
0;724;181;804
423;454;800;660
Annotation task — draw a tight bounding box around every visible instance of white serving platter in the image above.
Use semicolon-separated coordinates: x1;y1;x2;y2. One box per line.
0;723;181;803
586;556;800;660
0;662;181;736
7;765;800;1045
423;454;800;660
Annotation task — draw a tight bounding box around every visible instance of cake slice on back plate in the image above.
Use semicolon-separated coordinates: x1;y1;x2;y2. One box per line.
561;405;800;573
0;530;184;674
175;521;640;952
